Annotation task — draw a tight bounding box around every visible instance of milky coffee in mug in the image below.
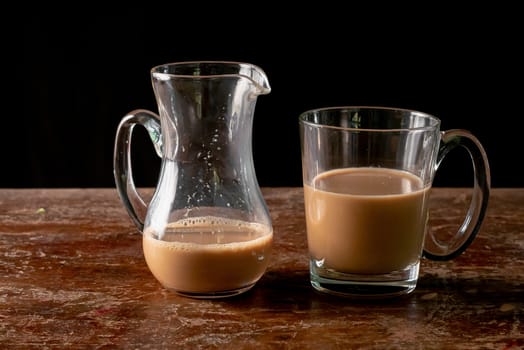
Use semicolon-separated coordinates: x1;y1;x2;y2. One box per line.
299;106;490;298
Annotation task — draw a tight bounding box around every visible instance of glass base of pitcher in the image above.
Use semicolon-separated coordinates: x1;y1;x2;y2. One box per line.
168;283;256;299
310;261;420;299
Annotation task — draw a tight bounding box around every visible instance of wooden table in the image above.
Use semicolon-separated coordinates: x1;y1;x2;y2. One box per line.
1;188;523;349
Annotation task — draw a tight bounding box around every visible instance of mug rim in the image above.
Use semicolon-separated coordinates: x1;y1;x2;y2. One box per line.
299;106;441;132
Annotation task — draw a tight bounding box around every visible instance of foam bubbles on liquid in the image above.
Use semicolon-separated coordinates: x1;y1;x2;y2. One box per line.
144;216;273;250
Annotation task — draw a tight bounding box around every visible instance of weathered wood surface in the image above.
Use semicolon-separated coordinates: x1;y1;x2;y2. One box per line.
1;188;522;349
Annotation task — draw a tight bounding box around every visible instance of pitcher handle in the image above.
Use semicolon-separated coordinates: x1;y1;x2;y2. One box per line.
423;129;491;260
113;109;162;232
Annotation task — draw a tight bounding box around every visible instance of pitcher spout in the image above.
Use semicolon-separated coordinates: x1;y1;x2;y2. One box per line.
238;62;271;96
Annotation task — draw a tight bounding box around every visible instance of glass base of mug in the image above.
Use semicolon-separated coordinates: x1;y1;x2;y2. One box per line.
310;260;420;299
167;283;256;299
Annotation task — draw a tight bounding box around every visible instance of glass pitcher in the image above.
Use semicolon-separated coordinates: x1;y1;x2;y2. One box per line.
113;61;273;298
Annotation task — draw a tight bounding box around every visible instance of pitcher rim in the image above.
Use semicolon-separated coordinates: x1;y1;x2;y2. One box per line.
150;60;271;94
299;105;441;132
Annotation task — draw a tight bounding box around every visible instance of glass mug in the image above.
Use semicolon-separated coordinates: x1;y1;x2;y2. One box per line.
299;106;490;298
113;61;273;299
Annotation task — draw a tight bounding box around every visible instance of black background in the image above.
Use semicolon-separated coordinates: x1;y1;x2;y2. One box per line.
14;5;523;189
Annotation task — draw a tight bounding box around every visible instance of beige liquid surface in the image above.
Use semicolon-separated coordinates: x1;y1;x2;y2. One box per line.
304;167;431;274
143;217;273;294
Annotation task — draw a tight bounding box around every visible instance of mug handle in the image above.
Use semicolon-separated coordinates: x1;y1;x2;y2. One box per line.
113;109;162;232
423;129;491;261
